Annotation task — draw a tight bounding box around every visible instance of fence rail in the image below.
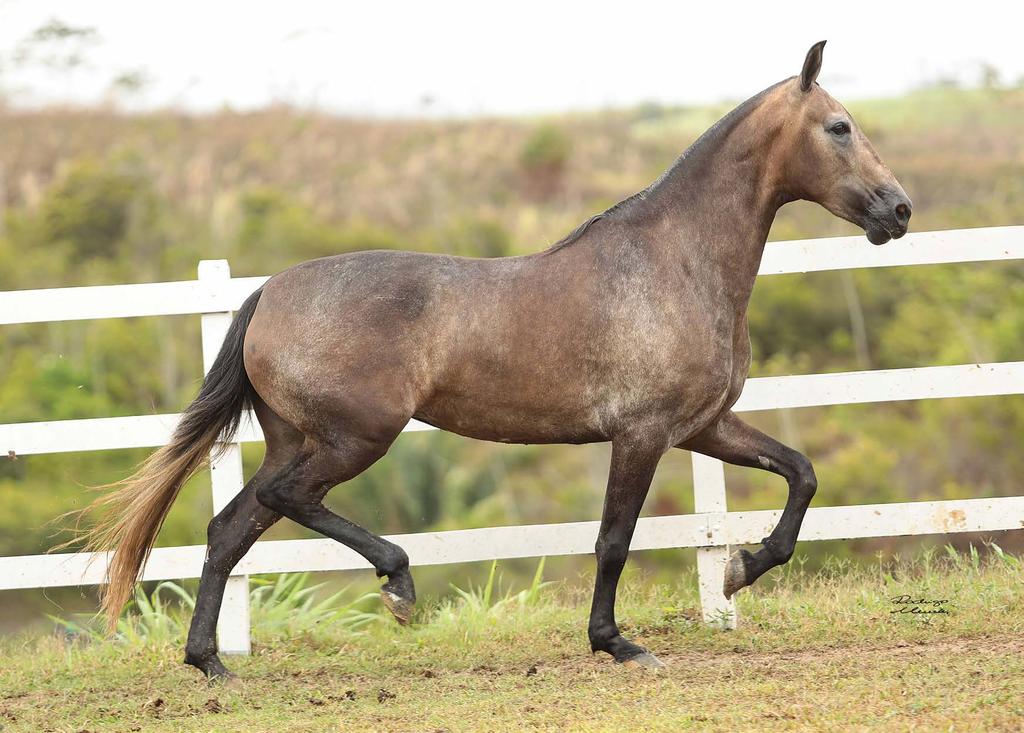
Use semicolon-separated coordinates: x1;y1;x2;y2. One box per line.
2;225;1023;653
5;362;1022;457
2;495;1020;589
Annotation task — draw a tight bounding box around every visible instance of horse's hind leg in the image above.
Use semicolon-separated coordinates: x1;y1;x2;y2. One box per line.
184;401;300;678
681;411;817;598
254;430;416;624
184;468;282;678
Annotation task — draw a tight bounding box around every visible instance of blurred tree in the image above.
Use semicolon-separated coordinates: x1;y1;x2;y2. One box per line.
236;187;402;272
980;63;1001;90
519;123;572;200
106;69;151;103
12;19;99;73
37;158;156;262
438;216;512;258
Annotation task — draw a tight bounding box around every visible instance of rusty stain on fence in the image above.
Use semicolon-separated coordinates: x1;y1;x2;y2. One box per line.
937;508;968;532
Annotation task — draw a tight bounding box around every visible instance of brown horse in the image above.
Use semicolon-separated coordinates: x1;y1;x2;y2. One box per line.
81;41;910;677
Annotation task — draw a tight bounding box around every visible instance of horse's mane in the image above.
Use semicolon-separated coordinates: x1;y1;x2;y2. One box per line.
543;192;647;254
543;79;788;256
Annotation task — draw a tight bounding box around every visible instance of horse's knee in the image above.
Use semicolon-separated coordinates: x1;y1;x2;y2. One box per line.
595;534;629;571
791;454;817;501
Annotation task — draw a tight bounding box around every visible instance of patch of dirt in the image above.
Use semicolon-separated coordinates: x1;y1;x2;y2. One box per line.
532;632;1024;677
706;633;1023;668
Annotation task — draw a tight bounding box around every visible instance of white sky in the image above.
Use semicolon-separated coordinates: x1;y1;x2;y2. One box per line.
1;0;1023;117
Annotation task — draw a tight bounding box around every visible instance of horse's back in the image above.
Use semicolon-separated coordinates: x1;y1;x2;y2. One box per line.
241;249;539;439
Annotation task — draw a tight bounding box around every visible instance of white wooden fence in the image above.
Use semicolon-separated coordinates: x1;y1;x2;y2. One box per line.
2;226;1023;653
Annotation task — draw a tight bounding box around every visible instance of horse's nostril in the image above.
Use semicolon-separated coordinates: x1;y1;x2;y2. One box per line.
895;202;911;223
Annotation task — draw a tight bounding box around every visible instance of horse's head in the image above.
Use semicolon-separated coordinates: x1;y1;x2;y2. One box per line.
776;41;912;245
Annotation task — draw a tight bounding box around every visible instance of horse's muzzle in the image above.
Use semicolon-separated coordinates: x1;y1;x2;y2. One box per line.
864;188;912;245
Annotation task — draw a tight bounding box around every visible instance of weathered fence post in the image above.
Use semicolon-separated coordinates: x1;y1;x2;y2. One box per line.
691;452;737;629
198;260;251;655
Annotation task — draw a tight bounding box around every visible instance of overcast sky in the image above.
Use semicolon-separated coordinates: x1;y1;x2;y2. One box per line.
1;1;1022;117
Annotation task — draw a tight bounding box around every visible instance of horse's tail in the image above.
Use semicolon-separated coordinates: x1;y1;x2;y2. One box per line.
76;287;264;631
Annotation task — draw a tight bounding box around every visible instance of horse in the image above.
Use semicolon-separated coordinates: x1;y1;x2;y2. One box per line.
79;41;911;677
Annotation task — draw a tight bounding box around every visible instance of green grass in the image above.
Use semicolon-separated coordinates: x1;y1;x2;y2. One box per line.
2;548;1023;732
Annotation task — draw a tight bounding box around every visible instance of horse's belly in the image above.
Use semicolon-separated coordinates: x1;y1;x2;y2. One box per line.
414;390;605;444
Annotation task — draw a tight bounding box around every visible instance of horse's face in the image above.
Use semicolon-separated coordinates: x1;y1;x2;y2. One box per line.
780;42;912;245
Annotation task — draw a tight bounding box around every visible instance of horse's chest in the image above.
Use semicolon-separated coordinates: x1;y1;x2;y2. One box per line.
669;335;738;417
588;308;743;432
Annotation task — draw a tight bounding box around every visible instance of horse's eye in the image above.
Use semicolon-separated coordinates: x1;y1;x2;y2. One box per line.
829;121;851;136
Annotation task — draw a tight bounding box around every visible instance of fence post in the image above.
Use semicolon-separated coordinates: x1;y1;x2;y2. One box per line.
198;260;251;655
691;452;737;629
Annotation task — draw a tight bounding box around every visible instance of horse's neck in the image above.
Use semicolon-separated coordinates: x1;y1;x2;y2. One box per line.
643;138;783;311
550;85;787;311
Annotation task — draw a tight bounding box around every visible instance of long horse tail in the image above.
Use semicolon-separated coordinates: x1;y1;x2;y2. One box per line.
76;286;264;630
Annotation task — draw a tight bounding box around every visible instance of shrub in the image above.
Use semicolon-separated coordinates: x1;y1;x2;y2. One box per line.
519;124;572;199
40;158;156;261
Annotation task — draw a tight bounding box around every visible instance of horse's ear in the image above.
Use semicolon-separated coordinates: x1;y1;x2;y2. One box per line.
800;40;826;92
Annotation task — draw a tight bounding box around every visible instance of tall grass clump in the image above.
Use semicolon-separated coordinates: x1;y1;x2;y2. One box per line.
249;573;380;639
431;559;555;632
50;574;382;647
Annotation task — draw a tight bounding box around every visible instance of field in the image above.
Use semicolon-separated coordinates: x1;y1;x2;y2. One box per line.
2;548;1022;732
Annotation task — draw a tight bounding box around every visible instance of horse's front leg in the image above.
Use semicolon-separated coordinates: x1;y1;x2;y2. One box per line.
588;432;666;668
681;410;817;598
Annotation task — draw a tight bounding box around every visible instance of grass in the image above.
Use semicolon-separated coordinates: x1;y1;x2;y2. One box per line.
2;548;1023;732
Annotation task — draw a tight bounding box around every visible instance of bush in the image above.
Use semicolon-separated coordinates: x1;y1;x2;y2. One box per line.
519;124;571;171
237;187;402;268
40;158;156;261
519;124;572;199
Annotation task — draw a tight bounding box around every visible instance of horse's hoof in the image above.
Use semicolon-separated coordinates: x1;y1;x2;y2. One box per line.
185;653;236;681
381;589;415;625
723;549;752;599
620;651;665;671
